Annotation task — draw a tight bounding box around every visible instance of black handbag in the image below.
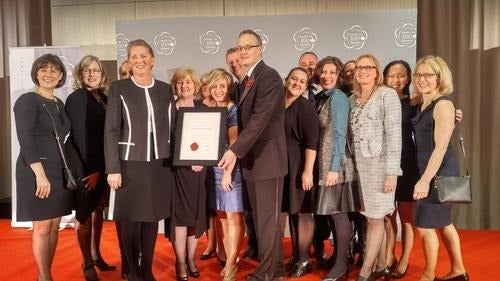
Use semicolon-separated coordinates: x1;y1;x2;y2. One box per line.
433;136;472;204
41;102;83;191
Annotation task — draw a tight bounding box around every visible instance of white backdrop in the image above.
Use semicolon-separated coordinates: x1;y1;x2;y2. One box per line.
9;47;80;227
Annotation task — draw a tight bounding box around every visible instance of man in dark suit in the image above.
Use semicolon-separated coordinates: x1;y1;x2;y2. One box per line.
225;47;259;260
219;29;287;281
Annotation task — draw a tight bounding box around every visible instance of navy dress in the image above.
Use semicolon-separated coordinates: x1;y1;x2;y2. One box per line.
412;96;459;228
14;92;73;221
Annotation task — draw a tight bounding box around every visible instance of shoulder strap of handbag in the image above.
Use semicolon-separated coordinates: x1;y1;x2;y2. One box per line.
431;97;469;176
39;101;72;171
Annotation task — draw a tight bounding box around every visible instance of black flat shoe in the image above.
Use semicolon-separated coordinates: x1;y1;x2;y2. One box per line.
93;258;116;271
288;260;312;278
83;262;99;281
199;250;215;260
435;272;469;281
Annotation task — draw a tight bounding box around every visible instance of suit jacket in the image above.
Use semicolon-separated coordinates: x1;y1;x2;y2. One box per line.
104;78;176;174
230;60;288;181
349;86;402;176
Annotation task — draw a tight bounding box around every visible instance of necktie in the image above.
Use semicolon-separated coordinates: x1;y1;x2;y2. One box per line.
240;75;249;94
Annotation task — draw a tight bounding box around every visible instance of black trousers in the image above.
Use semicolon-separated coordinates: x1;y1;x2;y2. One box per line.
246;177;285;281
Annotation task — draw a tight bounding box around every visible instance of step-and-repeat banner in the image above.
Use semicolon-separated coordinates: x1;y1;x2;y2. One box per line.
116;10;416;81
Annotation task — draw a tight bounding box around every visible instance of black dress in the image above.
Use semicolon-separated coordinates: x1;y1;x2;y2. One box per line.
396;97;420;201
14;92;73;221
166;101;208;239
65;88;109;223
282;97;319;214
412;96;459;228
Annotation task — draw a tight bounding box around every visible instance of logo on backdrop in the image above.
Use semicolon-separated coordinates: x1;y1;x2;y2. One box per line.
343;25;368;50
58;56;75;90
254;29;269;52
395;23;416;48
293;27;317;51
154;32;176;55
199;31;222;54
116;33;130;57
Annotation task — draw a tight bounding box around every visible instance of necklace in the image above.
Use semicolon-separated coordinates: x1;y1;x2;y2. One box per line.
356;86;377;107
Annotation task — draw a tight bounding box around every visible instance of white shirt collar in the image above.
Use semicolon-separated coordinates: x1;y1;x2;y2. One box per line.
245;58;263;78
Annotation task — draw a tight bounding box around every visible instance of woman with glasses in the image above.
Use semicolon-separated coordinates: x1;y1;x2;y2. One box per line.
66;55;116;281
349;54;402;281
411;56;468;281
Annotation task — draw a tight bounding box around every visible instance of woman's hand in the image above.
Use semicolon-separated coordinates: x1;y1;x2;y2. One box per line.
221;173;233;192
383;176;397;193
82;171;100;190
191;165;204;172
325;171;339;187
301;171;313;191
35;174;51;199
413;178;430;200
107;173;122;190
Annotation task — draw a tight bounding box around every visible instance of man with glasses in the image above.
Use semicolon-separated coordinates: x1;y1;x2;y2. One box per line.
219;29;287;281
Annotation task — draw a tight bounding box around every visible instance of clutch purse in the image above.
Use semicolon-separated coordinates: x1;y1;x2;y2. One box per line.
433;137;472;204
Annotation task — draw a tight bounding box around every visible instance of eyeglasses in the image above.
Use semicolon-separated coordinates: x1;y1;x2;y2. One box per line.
413;73;437;80
236;45;261;52
82;68;102;75
355;65;377;71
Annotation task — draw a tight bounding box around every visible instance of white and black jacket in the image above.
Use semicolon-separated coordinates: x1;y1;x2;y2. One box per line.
104;77;176;174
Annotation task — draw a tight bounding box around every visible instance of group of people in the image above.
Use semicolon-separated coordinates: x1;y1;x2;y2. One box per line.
13;28;469;281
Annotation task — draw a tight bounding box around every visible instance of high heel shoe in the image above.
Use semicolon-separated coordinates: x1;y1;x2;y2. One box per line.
434;272;469;281
388;259;398;273
288;260;312;278
322;267;350;281
371;266;390;280
185;259;200;278
93;258;116;271
82;262;99;281
222;265;238;281
199;249;216;260
391;264;409;279
175;263;188;281
285;256;296;271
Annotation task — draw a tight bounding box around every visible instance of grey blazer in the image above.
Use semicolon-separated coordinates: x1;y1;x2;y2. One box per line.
350;86;402;176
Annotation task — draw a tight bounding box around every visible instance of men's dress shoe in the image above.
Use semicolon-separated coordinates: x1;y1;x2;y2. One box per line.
434;272;469;281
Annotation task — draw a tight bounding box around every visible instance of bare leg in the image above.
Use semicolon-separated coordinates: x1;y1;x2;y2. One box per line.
417;227;438;281
215;216;226;262
359;217;386;278
438;224;466;278
33;218;60;281
173;226;188;278
224;212;244;270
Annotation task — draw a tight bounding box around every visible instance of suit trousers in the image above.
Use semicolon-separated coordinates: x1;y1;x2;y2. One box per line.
246;177;285;281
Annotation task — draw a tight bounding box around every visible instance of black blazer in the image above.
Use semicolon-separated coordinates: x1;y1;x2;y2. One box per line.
65;88;107;178
104;78;176;174
231;60;288;181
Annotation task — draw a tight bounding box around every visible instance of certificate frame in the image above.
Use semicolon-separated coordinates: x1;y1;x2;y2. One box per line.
173;107;227;166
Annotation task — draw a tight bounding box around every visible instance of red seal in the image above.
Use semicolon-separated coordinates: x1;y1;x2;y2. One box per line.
190;142;199;151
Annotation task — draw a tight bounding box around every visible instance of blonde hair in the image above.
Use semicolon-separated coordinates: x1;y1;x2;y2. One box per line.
352;54;384;94
170;67;201;98
205;68;234;102
72;55;108;92
412;55;453;96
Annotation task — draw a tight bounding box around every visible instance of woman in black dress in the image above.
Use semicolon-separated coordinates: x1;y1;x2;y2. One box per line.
382;60;419;278
104;39;176;281
14;54;72;281
66;55;115;281
168;67;208;281
411;56;468;281
282;67;319;278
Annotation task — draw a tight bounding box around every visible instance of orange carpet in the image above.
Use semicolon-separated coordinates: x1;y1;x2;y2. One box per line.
0;219;498;280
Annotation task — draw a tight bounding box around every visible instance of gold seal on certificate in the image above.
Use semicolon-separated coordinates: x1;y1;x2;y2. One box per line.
173;107;227;166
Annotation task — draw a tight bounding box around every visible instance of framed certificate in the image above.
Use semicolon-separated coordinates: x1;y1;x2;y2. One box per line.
173;107;227;166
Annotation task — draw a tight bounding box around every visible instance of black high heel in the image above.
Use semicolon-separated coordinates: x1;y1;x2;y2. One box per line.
199;250;215;260
371;266;390;280
175;263;188;281
93;258;116;271
391;264;408;279
187;264;200;278
288;260;312;278
434;272;469;281
82;262;99;281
